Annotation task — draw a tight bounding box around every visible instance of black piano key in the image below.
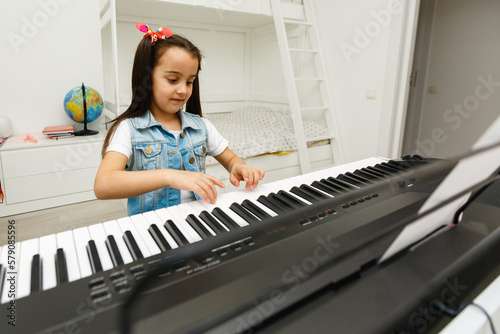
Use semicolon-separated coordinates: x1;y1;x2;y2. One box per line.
386;160;410;171
257;195;288;215
374;163;399;174
230;203;260;224
326;177;357;193
326;177;357;190
311;177;349;194
268;193;294;210
148;224;172;252
353;169;382;181
30;254;41;293
345;172;373;184
380;162;401;173
199;211;227;234
365;166;390;176
164;220;189;246
361;167;387;178
276;190;308;208
124;230;144;261
299;184;330;199
105;235;124;267
186;214;211;239
311;180;342;196
337;173;368;187
241;199;272;220
370;165;396;176
212;207;240;230
87;240;104;273
55;248;68;284
290;186;322;203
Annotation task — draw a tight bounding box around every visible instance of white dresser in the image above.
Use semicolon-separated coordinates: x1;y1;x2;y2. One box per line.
0;134;104;217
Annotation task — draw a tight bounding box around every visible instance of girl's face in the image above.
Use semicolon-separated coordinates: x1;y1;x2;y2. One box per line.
150;47;198;122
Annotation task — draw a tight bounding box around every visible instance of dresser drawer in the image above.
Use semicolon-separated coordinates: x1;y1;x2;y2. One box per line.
1;143;102;179
4;167;98;204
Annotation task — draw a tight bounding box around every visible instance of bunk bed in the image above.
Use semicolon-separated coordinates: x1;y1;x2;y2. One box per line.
99;0;342;191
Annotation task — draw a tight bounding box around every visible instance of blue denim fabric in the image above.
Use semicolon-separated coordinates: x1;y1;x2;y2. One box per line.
126;110;207;215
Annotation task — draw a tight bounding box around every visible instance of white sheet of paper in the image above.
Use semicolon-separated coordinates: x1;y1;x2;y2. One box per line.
379;115;500;263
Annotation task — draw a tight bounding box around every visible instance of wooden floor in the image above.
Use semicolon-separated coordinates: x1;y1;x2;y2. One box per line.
0;199;127;246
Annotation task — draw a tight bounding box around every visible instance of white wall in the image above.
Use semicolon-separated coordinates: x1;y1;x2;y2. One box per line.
314;0;397;162
114;20;249;108
0;0;104;136
404;0;500;159
0;0;406;164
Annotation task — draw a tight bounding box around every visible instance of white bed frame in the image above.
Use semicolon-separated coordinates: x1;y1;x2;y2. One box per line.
99;0;336;188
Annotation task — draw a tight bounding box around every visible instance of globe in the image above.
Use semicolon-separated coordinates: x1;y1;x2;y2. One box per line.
0;115;13;138
63;85;103;124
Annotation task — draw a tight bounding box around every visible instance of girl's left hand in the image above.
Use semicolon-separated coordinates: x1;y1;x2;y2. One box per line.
229;164;265;190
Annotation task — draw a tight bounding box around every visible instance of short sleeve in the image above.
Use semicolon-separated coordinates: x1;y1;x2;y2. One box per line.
107;120;133;159
202;117;228;156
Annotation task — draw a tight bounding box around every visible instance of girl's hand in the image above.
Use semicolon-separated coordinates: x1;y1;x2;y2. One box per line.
229;164;265;190
167;170;225;204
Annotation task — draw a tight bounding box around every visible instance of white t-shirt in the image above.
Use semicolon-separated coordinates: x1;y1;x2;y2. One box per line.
106;117;228;202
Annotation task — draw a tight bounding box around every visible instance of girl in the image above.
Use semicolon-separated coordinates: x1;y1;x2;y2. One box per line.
94;23;265;215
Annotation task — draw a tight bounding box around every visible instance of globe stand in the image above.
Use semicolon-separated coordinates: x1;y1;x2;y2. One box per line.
74;83;99;136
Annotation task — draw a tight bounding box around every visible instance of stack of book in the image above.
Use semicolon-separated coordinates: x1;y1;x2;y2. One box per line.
42;125;75;139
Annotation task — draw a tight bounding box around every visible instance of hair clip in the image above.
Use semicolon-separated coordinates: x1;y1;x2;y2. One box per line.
136;23;173;45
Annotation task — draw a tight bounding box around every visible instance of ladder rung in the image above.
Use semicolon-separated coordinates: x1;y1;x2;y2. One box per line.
294;77;324;81
300;106;329;111
306;134;335;142
289;48;318;53
283;19;312;26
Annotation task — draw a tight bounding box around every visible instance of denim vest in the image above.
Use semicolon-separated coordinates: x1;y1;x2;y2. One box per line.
126;110;207;215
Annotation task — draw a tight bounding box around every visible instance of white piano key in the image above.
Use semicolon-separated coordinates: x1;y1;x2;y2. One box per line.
0;246;4;297
56;231;80;282
1;242;21;304
17;239;39;299
0;245;9;304
155;208;201;243
87;224;114;271
72;227;93;278
186;199;218;214
39;234;57;290
129;214;161;255
176;203;217;236
102;220;134;264
168;206;204;241
142;211;179;249
116;217;152;258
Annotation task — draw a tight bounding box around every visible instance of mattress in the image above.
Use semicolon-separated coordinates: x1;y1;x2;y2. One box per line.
205;106;329;165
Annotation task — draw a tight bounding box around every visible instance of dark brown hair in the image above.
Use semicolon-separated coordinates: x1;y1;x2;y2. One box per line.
101;33;203;156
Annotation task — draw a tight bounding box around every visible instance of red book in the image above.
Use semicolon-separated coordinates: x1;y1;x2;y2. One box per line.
42;125;75;134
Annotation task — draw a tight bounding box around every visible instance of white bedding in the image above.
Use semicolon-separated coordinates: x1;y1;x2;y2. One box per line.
205;106;329;164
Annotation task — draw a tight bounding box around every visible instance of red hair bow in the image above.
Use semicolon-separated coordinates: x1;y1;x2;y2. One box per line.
136;23;173;45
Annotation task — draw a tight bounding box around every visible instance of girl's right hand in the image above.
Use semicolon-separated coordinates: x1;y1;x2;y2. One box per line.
167;170;225;204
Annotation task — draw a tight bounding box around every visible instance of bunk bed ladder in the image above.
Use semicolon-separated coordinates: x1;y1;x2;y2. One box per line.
271;0;344;173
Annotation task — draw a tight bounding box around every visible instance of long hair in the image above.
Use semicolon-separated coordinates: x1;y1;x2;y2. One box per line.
101;33;203;157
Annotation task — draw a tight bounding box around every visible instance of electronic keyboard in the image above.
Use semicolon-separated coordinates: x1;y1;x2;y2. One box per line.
1;156;499;334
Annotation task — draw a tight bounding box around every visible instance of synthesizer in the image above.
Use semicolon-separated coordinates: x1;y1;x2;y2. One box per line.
1;156;499;334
